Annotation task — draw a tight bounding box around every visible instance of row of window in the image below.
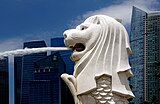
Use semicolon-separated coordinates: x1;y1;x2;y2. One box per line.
34;68;55;73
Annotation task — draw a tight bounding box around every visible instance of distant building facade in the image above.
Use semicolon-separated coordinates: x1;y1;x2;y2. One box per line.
51;37;74;74
14;56;22;104
30;52;66;104
130;6;147;103
130;6;160;103
20;40;47;104
14;39;74;104
0;57;9;104
51;37;74;104
29;80;52;104
13;38;74;104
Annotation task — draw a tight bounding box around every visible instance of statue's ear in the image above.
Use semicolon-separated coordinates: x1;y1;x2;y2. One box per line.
93;16;100;24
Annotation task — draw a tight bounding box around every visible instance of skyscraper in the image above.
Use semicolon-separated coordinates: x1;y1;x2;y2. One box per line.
51;37;74;74
130;6;147;103
51;37;74;104
29;80;52;104
14;56;22;104
146;12;160;103
130;6;160;103
0;57;9;104
14;39;74;104
20;40;47;104
30;52;66;104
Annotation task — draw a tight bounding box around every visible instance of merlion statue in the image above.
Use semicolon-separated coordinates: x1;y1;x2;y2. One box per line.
61;15;135;104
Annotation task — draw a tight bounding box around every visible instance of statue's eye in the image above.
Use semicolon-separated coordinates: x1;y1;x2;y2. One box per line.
80;26;88;30
81;27;85;30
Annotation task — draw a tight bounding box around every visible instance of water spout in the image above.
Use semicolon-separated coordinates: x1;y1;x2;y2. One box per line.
0;47;70;58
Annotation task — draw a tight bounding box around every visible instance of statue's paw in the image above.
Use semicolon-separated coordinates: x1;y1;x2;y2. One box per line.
61;73;69;79
61;74;76;87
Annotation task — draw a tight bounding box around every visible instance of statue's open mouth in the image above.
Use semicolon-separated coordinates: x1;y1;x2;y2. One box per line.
69;43;85;52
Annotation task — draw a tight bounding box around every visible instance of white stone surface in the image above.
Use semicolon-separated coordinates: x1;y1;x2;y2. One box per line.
61;15;135;104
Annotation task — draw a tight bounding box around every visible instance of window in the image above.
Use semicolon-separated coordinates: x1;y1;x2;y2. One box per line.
53;55;57;61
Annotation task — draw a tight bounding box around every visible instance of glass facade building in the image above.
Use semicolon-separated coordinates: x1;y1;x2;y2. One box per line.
51;37;74;104
0;57;9;104
130;6;147;103
32;52;66;104
20;40;47;104
146;12;160;103
14;56;22;104
14;39;74;104
29;80;52;104
51;37;74;74
130;6;160;103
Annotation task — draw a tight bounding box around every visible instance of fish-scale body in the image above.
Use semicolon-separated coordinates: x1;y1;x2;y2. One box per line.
90;75;128;104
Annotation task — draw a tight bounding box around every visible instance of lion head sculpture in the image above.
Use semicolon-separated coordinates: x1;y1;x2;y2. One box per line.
63;15;134;99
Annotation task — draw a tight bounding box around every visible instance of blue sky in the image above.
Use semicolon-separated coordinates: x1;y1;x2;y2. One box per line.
0;0;160;104
0;0;116;51
0;0;160;52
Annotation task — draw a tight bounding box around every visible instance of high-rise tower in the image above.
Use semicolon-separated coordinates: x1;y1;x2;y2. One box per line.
30;52;66;104
130;6;147;103
0;57;9;104
51;37;74;104
20;40;47;104
14;56;22;104
51;37;74;74
130;6;160;103
145;12;160;103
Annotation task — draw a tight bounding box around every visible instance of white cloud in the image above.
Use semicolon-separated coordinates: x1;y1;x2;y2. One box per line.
71;0;160;26
24;31;56;46
0;38;24;52
0;31;56;52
